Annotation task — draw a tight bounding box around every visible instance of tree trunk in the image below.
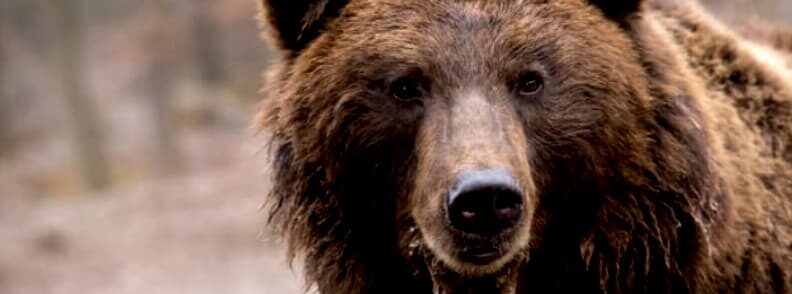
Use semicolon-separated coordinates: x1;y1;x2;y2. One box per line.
191;0;226;85
147;1;183;176
0;0;8;157
55;0;111;191
148;61;183;176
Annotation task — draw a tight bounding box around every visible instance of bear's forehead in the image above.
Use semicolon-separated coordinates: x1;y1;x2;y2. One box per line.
328;0;614;59
309;0;626;82
325;1;547;67
338;0;553;38
338;0;588;30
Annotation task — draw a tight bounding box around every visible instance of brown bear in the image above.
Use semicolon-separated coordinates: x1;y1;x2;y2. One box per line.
256;0;792;293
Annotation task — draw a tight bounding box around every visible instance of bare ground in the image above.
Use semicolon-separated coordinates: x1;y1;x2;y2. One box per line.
0;161;303;294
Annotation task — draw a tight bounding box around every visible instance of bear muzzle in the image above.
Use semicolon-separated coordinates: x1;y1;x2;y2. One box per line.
445;168;525;266
447;169;523;238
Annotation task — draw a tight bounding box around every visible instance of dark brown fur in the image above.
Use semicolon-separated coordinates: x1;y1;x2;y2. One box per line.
257;0;792;293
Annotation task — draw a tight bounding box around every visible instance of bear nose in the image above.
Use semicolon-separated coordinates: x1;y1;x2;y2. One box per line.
447;169;524;235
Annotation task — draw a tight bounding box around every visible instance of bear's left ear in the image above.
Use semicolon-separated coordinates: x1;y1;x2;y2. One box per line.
588;0;644;20
259;0;349;54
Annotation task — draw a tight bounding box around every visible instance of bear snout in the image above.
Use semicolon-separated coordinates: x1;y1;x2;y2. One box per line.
447;168;524;236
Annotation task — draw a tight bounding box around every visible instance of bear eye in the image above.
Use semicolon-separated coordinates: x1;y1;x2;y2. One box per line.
516;72;544;97
390;77;424;102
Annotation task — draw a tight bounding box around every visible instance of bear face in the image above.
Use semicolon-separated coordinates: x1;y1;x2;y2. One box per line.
259;0;731;292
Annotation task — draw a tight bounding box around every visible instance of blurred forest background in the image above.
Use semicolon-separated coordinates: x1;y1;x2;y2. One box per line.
0;1;788;293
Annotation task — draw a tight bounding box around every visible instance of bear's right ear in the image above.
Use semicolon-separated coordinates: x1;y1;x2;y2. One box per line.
588;0;644;20
259;0;349;54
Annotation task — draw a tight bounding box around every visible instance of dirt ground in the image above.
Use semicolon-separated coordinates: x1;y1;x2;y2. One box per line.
0;160;304;294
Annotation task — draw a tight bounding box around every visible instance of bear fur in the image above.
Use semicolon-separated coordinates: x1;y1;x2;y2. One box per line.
734;20;792;68
257;0;792;293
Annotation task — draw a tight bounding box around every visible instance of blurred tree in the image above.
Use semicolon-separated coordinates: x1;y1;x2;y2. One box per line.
0;0;8;157
146;0;184;176
6;0;43;50
54;0;111;190
191;0;227;86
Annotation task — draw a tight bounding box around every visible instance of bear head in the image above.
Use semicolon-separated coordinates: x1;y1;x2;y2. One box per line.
258;0;726;292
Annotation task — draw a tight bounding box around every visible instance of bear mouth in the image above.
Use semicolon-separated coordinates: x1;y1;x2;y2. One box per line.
446;228;518;267
457;247;504;265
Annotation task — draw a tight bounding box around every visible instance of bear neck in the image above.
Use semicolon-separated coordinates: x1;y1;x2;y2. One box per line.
518;7;731;293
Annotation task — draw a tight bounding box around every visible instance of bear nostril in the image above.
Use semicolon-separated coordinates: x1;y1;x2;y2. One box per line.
460;210;476;220
494;192;523;220
447;169;524;235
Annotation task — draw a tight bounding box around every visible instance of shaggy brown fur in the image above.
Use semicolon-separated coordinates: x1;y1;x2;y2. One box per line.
732;20;792;68
257;0;792;293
